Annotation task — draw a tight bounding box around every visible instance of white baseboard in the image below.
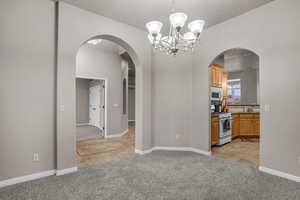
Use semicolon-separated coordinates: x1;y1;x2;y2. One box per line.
135;146;211;156
106;129;128;138
152;147;212;156
259;166;300;183
76;123;90;127
0;170;56;188
189;148;212;156
135;148;153;155
56;167;78;176
0;167;79;188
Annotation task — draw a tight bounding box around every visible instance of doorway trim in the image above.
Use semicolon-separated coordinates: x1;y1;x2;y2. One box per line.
76;75;108;138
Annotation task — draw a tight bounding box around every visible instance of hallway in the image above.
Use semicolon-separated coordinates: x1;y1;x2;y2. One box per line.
76;124;135;167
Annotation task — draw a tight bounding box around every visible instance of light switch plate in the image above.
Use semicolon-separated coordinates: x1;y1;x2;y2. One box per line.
60;105;65;112
33;153;39;161
264;104;271;112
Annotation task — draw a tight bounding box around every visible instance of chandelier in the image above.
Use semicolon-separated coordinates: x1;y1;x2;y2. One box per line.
145;0;205;55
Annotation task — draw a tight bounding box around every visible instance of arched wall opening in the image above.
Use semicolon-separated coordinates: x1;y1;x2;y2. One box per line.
56;2;152;172
75;35;140;166
208;48;260;167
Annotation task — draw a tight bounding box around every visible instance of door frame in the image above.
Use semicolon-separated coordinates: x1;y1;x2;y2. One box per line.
76;75;108;138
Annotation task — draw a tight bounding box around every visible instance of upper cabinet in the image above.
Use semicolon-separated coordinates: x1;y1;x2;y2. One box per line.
210;64;223;88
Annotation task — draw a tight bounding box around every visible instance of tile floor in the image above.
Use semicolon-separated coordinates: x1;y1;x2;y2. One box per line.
76;124;135;167
76;125;103;141
212;138;260;167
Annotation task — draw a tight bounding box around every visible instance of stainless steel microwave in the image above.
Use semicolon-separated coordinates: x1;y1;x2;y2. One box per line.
211;87;222;101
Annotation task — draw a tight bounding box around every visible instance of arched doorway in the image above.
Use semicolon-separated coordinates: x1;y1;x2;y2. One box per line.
74;35;139;167
208;48;260;167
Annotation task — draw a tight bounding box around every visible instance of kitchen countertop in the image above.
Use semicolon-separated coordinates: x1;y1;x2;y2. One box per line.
231;112;260;114
211;112;260;117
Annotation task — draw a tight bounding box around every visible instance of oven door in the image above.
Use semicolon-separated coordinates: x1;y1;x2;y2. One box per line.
219;118;232;138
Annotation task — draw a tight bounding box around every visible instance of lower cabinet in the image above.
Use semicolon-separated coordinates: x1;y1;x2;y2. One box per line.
238;113;260;137
232;114;240;139
211;116;219;146
211;113;259;146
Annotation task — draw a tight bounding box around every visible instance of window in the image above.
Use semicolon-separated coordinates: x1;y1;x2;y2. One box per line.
227;79;241;104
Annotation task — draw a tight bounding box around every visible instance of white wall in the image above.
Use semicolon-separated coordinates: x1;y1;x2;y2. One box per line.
76;41;128;136
191;0;300;177
0;0;55;181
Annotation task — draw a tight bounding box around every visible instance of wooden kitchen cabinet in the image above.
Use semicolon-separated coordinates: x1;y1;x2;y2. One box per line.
210;65;223;88
211;116;219;146
232;114;240;139
239;114;260;137
253;114;260;136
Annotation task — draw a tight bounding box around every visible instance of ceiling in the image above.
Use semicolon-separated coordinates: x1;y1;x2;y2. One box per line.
63;0;273;32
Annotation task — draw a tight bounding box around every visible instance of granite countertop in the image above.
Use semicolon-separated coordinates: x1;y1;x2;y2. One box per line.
231;112;260;114
211;112;260;117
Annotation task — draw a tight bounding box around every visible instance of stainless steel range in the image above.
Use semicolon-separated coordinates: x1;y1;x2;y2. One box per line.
217;113;232;146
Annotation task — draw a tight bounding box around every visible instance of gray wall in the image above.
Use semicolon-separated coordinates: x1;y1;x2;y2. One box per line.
191;0;300;177
76;41;128;136
128;88;135;121
0;0;55;181
152;51;193;147
228;70;259;104
225;49;259;104
76;78;90;124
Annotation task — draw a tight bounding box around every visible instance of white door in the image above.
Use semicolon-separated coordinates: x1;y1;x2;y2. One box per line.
89;84;101;128
99;82;105;132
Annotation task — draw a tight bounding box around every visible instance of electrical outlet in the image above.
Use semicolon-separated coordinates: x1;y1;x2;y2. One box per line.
33;153;39;161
